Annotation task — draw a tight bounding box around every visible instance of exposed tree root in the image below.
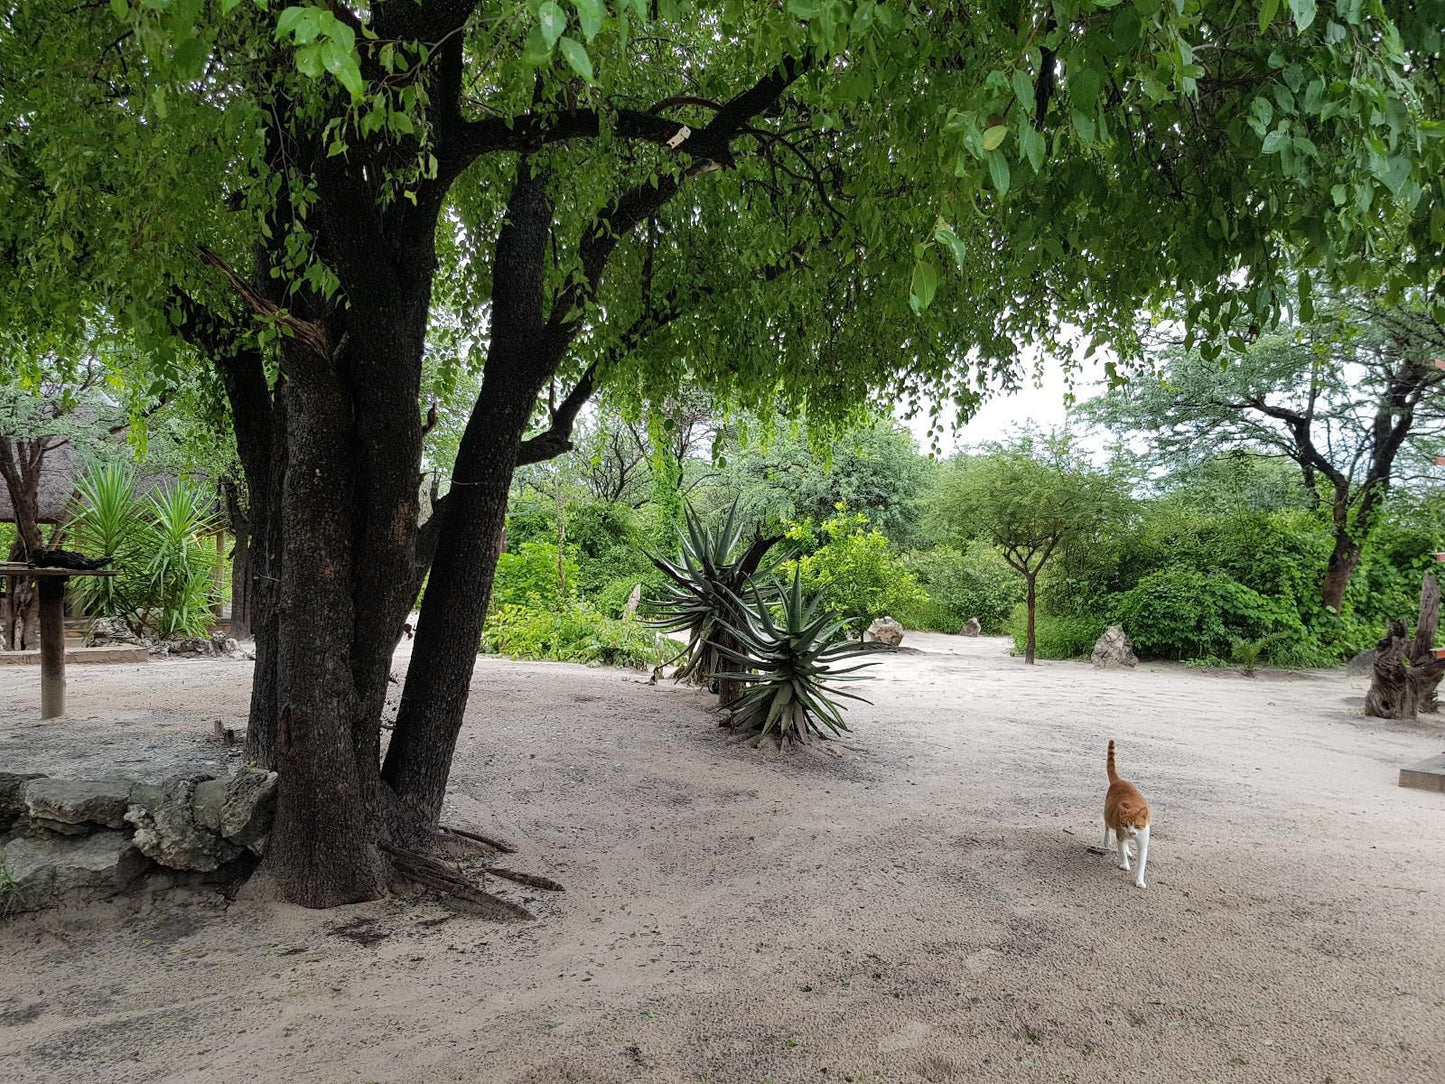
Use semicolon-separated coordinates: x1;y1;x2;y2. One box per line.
488;867;565;892
438;824;518;854
379;843;535;921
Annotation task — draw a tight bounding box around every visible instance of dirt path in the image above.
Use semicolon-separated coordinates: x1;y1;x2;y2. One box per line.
1;634;1443;1083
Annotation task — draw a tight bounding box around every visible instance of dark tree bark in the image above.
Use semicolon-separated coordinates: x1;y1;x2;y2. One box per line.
1365;574;1445;721
222;479;252;639
0;433;57;650
169;8;809;906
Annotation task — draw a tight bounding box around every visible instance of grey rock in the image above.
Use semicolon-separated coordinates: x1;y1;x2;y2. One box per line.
220;768;278;848
865;616;905;648
86;617;143;646
147;641;171;658
24;778;132;829
1;772;46;822
961;617;982;637
1;831;147;906
1091;625;1139;670
30;818;93;837
191;779;228;832
1347;649;1377;676
170;637;215;657
125;776;240;871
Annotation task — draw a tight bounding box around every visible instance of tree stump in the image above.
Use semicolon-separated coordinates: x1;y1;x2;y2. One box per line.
1365;573;1445;721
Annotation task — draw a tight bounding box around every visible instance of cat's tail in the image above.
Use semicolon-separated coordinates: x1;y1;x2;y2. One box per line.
1107;739;1119;783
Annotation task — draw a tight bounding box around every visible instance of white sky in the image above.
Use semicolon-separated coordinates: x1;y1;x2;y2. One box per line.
900;354;1116;456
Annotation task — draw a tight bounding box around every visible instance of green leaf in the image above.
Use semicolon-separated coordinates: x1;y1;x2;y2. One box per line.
558;36;595;83
538;1;566;48
1010;70;1035;113
1261;128;1288;154
1018;123;1044;172
1070;110;1095;143
573;0;604;41
987;150;1010;196
1068;68;1102;110
932;221;966;268
982;125;1008;152
1258;0;1279;32
909;259;939;313
1288;0;1316;32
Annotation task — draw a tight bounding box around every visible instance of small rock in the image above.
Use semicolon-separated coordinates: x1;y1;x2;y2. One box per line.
169;637;215;657
24;778;133;829
86;617;143;646
865;616;905;647
1;831;147;907
1091;625;1139;670
1;772;46;826
960;617;982;637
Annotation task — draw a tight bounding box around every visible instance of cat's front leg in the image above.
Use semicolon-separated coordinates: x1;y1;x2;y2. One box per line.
1133;826;1150;889
1116;832;1131;871
1103;823;1113;851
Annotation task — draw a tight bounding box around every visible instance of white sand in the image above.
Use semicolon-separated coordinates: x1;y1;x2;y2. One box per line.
1;633;1443;1083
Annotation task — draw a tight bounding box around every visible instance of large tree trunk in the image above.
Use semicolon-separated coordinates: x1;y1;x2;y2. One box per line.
0;442;49;650
1365;574;1445;720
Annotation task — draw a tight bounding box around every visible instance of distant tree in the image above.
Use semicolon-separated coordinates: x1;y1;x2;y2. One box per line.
936;435;1123;664
1085;301;1445;611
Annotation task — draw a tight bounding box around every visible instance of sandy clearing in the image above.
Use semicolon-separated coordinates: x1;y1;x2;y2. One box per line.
1;633;1443;1084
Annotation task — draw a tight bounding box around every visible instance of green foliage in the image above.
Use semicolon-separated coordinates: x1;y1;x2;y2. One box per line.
1110;567;1303;661
897;544;1025;633
482;602;670;670
714;572;876;744
491;541;578;611
1007;607;1107;661
1231;636;1269;676
784;508;925;634
70;463;218;639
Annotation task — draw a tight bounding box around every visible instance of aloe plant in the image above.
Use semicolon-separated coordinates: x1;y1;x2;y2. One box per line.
648;502;782;703
713;570;877;744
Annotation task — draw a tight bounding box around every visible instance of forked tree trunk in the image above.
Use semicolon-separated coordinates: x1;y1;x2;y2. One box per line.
1365;574;1445;721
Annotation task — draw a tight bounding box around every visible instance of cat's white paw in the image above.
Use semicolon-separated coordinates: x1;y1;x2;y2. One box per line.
1118;860;1130;871
1134;877;1147;889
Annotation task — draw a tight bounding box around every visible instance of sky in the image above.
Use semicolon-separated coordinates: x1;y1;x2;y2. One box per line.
899;352;1116;457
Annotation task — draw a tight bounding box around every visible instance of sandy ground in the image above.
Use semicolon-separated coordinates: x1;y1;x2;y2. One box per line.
1;633;1443;1084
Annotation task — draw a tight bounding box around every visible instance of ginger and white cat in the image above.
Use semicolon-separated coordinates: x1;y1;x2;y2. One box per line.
1103;739;1152;889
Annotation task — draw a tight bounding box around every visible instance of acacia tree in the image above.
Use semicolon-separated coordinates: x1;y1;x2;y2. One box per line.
1086;301;1445;611
935;435;1121;663
4;2;1443;907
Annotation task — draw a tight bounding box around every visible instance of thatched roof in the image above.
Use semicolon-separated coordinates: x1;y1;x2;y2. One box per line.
0;439;215;526
0;441;78;524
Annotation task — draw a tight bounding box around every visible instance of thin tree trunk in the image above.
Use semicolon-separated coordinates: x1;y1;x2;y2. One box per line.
1024;574;1037;665
1322;531;1361;613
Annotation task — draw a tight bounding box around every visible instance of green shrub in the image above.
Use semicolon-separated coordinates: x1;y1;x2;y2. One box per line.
784;509;925;634
1007;606;1106;660
482;602;671;669
71;464;219;639
1110;567;1302;660
491;540;578;610
899;544;1024;632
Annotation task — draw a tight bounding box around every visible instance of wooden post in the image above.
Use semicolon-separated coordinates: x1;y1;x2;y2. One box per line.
38;574;67;718
4;575;14;651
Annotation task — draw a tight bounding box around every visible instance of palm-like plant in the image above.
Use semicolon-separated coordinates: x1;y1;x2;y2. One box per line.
648;502;782;703
71;462;148;625
713;570;877;744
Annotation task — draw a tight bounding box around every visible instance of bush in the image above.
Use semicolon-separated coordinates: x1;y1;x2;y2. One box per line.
482;602;671;669
491;541;578;610
898;544;1024;632
784;509;925;634
1008;607;1107;660
70;464;219;639
1110;567;1303;660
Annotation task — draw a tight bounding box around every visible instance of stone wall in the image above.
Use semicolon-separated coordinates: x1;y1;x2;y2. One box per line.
0;768;275;912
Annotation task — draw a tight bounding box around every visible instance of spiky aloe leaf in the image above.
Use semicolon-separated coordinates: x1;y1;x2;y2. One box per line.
713;570;876;744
